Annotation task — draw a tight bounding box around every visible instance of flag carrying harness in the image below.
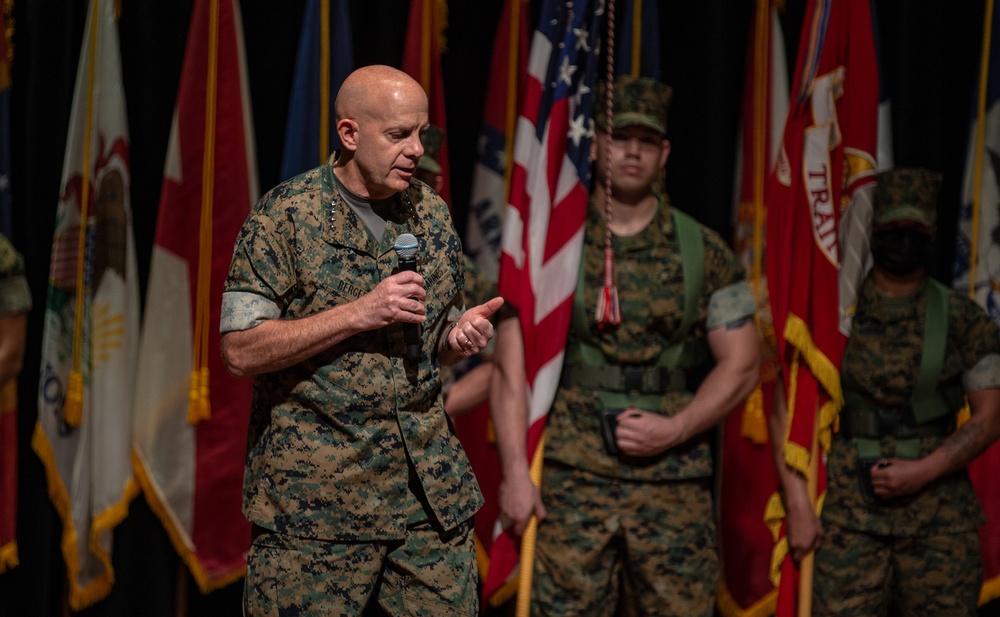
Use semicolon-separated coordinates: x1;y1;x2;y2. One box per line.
563;208;706;411
839;279;964;460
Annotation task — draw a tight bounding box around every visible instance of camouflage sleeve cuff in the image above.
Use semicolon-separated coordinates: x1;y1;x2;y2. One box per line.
964;353;1000;392
0;276;32;314
707;280;756;330
220;291;281;333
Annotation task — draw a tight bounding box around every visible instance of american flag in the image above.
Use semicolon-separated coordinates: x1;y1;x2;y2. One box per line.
487;0;603;602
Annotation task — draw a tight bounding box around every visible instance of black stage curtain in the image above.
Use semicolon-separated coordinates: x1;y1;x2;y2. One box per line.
2;1;996;615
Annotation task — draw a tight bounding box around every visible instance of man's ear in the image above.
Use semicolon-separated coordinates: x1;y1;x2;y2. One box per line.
337;119;359;152
659;139;671;168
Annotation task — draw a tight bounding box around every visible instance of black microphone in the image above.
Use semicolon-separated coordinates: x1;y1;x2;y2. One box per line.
393;233;421;361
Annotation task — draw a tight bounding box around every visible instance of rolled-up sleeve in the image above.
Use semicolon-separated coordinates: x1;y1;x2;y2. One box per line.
706;280;756;330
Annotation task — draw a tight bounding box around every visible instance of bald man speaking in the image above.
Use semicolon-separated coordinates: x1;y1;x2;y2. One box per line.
221;65;501;616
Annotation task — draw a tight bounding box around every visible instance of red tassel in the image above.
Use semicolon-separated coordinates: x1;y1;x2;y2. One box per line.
595;243;621;328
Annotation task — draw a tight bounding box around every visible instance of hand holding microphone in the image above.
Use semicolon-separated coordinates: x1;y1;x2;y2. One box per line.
393;234;423;361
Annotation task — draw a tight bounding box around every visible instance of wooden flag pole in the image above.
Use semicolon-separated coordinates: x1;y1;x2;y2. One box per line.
514;433;545;617
797;406;821;617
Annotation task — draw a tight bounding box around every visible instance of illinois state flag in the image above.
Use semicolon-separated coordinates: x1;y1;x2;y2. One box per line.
132;0;258;592
951;2;1000;605
402;0;452;206
716;1;787;615
765;0;879;615
486;0;601;605
280;0;354;181
34;0;140;608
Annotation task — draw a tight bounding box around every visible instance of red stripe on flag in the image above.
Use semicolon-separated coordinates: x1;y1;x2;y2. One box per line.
486;0;601;602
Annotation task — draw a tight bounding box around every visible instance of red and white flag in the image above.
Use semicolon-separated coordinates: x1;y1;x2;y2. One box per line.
765;0;879;614
131;0;258;592
34;0;139;608
485;0;602;605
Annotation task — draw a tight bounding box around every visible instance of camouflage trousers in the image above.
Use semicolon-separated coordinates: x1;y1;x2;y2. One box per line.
813;521;982;617
243;518;478;616
530;463;718;617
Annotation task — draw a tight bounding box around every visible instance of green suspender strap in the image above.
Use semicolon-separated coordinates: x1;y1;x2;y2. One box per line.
565;208;703;411
854;279;951;460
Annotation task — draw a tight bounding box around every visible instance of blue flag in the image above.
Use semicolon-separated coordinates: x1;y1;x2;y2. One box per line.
280;0;354;180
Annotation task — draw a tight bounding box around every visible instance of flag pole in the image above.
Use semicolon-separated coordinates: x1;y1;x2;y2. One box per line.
515;433;545;617
797;402;821;617
969;0;995;299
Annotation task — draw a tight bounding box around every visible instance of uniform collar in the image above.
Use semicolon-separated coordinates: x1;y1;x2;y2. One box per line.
321;154;419;257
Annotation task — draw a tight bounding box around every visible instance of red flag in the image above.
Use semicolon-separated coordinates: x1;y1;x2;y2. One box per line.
0;382;15;574
716;1;787;615
765;0;879;614
402;0;452;206
485;0;602;605
451;0;529;591
132;0;258;592
0;5;18;576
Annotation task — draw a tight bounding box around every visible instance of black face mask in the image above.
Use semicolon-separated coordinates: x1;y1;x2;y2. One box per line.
870;228;932;276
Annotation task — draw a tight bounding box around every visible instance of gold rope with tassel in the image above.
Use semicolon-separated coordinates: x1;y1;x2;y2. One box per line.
188;0;219;425
739;0;774;445
595;0;620;329
65;0;103;427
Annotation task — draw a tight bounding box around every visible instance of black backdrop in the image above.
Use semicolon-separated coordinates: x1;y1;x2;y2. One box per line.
1;1;995;615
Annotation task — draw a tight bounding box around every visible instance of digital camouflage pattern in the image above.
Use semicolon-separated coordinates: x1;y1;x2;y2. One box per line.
417;124;444;175
531;195;752;613
533;465;718;617
544;194;752;481
872;167;943;228
816;274;1000;613
244;520;478;616
595;75;673;134
814;524;981;616
222;155;483;543
0;233;31;315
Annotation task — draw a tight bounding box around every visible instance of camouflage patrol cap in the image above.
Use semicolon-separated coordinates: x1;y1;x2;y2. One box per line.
418;125;444;174
873;167;942;228
595;75;673;134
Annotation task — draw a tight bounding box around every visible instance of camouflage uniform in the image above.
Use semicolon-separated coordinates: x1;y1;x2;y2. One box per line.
533;191;755;616
814;168;1000;616
222;155;482;615
0;233;31;315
